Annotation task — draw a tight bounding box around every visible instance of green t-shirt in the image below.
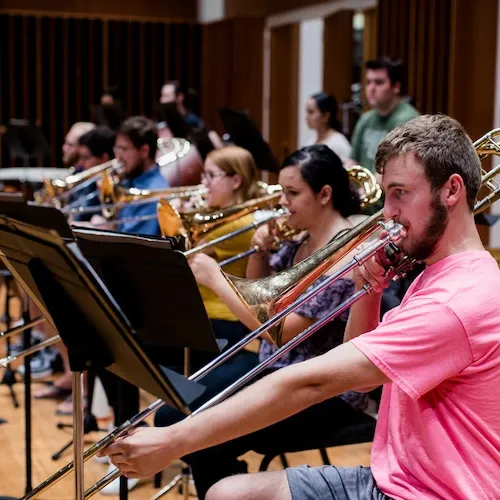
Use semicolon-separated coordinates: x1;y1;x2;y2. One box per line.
350;101;419;173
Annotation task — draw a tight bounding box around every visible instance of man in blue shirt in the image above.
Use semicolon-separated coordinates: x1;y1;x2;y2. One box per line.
113;116;170;236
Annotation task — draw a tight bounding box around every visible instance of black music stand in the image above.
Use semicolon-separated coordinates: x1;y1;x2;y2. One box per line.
0;217;213;500
156;103;193;139
218;108;279;173
4;119;51;166
155;103;214;162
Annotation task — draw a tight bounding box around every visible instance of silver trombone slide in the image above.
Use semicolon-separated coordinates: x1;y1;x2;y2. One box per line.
0;315;44;341
21;220;402;499
0;336;60;368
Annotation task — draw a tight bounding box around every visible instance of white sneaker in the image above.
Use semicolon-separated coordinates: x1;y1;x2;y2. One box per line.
93;454;110;465
99;464;139;496
188;477;197;497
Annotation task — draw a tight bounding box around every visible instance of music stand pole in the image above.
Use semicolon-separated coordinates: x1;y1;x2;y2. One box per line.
182;348;191;500
22;295;33;494
73;371;85;500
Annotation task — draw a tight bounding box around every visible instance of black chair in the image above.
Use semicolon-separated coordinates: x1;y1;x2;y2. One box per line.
254;410;376;471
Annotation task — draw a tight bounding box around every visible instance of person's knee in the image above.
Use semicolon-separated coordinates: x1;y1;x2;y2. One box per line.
206;476;244;500
205;471;291;500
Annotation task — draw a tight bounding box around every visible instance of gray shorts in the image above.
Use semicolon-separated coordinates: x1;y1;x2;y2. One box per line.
286;465;392;500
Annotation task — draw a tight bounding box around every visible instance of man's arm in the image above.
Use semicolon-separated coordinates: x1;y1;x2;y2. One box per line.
99;342;388;478
343;290;382;342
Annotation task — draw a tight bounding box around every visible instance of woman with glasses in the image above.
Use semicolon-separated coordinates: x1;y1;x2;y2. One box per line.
192;145;262;350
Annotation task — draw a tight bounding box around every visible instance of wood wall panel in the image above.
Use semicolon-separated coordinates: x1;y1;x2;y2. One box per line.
0;0;197;22
376;0;452;115
1;13;202;168
448;0;497;142
200;18;264;134
323;10;354;106
269;23;299;163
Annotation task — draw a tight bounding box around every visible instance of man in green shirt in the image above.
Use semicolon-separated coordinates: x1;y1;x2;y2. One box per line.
346;57;419;174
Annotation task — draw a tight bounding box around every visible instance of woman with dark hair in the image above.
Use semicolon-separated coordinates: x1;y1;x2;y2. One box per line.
306;92;352;161
153;145;371;499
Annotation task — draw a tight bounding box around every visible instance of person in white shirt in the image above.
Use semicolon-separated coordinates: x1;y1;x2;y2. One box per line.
305;92;351;162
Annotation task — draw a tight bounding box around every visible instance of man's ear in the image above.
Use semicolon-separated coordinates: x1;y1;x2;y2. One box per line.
443;173;464;207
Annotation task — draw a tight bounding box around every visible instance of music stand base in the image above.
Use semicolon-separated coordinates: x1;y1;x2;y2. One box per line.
1;367;19;408
52;414;107;461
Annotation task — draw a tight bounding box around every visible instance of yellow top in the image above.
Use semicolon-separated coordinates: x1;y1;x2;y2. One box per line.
198;213;255;321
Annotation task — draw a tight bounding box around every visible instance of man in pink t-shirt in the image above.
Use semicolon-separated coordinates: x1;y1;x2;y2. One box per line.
98;115;500;500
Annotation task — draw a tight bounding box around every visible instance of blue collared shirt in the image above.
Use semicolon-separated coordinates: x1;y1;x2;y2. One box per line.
116;165;169;236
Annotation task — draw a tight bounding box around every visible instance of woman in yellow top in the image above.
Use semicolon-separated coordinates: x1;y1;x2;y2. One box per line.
190;145;261;348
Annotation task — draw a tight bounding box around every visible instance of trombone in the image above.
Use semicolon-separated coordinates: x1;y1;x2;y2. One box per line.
17;128;500;498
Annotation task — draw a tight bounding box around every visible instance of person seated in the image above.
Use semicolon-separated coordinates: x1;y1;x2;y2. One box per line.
305;92;351;162
159;80;223;149
62;122;96;168
33;126;116;413
153;145;369;499
67;126;117;223
92;116;169;236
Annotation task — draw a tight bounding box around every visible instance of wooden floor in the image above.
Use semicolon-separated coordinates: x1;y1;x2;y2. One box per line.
0;379;371;499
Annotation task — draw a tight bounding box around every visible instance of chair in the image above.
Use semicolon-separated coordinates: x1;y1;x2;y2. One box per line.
254;409;376;472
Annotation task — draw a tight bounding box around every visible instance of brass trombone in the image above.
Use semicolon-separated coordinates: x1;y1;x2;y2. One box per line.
17;129;500;499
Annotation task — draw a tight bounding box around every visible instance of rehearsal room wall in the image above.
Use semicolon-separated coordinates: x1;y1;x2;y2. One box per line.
1;3;201;168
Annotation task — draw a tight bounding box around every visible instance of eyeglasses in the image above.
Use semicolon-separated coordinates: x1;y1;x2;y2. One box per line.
113;144;135;153
201;171;232;182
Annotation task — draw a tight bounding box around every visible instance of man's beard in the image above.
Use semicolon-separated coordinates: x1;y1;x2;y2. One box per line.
125;159;146;180
401;192;448;261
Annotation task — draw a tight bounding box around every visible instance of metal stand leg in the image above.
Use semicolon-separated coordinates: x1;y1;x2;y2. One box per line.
73;371;85;500
151;348;193;500
1;276;19;408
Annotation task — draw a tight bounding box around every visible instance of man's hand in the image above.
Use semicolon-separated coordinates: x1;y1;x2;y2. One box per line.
97;426;179;479
353;229;407;293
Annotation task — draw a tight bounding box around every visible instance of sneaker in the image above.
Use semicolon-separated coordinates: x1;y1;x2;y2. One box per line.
16;350;53;379
9;330;46;356
99;464;139;495
93;454;111;465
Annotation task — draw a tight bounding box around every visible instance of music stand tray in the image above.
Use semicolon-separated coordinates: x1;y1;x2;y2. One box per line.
73;227;221;353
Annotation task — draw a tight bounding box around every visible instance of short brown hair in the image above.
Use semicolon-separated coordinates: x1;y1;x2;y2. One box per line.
118;116;158;160
206;146;259;201
375;114;481;210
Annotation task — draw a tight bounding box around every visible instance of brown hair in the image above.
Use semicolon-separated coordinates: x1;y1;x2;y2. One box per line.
118;116;158;160
206;146;259;201
375;114;481;210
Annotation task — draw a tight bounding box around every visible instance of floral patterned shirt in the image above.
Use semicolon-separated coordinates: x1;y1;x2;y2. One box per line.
259;235;368;411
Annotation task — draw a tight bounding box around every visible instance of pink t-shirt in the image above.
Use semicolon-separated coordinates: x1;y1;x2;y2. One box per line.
352;251;500;500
